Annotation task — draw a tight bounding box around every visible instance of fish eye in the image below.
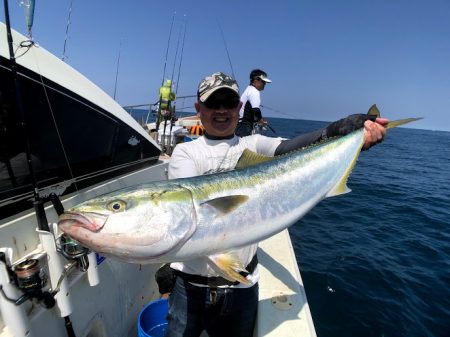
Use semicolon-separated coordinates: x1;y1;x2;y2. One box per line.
107;200;127;212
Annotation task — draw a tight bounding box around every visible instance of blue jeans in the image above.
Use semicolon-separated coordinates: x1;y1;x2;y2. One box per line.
165;276;258;337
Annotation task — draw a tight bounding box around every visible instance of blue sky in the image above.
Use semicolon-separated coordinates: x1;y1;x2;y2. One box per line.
4;0;450;131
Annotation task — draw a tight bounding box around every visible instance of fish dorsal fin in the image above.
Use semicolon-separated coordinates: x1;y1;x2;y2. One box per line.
200;195;249;214
235;149;275;170
367;104;381;118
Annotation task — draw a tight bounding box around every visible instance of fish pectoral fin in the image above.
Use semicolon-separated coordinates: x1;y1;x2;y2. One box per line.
208;253;251;285
326;151;360;198
326;181;352;197
200;195;249;215
235;149;275;169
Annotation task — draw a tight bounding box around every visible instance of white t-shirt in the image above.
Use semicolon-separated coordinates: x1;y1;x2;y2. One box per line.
168;134;282;287
239;85;261;119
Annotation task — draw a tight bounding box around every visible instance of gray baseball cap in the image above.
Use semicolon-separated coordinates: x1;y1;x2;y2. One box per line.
197;72;240;102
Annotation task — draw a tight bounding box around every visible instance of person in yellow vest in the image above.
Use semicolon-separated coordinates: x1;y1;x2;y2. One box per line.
157;79;176;130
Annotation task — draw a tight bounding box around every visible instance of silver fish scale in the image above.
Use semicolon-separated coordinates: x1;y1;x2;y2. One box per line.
59;130;365;263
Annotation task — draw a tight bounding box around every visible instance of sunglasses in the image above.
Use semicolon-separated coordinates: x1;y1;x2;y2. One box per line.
203;95;240;110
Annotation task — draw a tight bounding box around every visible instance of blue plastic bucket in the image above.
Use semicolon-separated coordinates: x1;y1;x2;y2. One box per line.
138;298;169;337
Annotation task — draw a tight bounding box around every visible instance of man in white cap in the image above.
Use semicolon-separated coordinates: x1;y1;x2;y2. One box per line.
235;69;272;137
164;71;388;337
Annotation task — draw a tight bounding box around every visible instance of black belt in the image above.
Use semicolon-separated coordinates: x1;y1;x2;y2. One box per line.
177;254;258;287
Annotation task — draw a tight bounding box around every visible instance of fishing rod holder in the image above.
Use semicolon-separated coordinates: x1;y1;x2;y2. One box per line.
57;234;90;272
50;192;90;272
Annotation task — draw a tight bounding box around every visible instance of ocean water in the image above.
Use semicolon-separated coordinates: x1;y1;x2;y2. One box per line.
266;118;450;337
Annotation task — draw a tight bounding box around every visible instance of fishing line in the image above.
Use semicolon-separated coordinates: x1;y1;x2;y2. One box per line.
34;65;78;192
261;104;299;119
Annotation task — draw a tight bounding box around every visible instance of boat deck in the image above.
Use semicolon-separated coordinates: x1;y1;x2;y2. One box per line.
256;229;316;337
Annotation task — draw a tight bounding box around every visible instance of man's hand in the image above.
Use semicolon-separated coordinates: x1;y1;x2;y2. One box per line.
363;118;389;149
258;118;268;127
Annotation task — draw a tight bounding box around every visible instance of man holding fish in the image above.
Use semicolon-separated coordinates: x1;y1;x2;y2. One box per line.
165;71;388;337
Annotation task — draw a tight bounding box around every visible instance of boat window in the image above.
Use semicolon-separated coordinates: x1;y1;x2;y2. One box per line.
0;61;160;219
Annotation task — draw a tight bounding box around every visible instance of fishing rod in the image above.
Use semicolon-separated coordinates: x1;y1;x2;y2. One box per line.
266;124;277;135
161;11;176;86
169;16;184;86
217;18;235;79
3;0;47;229
163;16;187;153
157;12;175;139
2;4;86;336
62;0;74;61
4;2;76;334
217;19;277;135
113;39;122;100
18;0;35;38
162;17;183;152
174;15;187;97
171;15;187;118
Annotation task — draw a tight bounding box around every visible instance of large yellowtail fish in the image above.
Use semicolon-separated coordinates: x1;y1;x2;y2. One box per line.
58;108;420;282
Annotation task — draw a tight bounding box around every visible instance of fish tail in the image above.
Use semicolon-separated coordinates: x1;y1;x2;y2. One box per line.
387;117;423;129
367;104;422;128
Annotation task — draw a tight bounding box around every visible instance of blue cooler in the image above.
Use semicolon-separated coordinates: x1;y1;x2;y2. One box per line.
138;298;169;337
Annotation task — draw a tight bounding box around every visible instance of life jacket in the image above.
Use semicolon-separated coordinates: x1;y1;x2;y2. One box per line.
190;124;205;136
159;86;172;102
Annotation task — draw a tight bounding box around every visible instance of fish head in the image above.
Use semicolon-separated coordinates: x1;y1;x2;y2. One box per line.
57;184;197;262
59;190;149;233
